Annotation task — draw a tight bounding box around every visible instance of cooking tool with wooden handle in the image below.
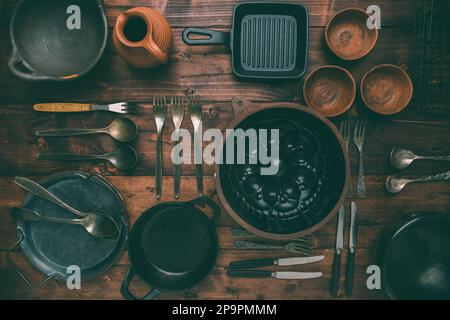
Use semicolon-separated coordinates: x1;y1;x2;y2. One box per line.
34;103;92;112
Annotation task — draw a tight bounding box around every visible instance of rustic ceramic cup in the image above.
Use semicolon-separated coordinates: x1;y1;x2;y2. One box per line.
325;8;378;60
303;65;356;117
113;7;173;68
361;64;413;115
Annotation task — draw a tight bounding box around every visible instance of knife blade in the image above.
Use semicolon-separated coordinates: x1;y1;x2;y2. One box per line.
330;206;345;297
229;255;324;270
336;206;345;253
273;271;323;280
276;255;324;266
346;201;358;297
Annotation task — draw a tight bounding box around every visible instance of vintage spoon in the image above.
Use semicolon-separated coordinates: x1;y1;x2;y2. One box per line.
390;147;450;170
37;146;138;171
35;117;138;143
11;207;118;240
385;170;450;194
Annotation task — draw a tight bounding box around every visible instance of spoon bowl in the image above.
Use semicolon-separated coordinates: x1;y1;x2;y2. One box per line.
385;175;409;194
390;147;418;170
105;146;139;171
107;118;138;143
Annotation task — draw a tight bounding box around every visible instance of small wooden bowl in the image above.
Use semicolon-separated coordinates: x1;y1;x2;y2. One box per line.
303;65;356;117
325;8;378;60
361;64;413;115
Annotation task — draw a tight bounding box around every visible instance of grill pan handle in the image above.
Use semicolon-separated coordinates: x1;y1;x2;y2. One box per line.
188;196;221;225
120;268;161;300
182;28;230;46
6;228;63;287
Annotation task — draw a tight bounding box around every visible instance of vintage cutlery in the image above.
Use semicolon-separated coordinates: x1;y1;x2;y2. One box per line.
234;240;312;256
36;118;138;143
153;95;167;200
346;201;358;297
11;207;118;240
390;147;450;170
171;96;185;199
13;177;119;236
354;120;367;198
386;170;450;194
37;146;138;171
340;120;353;197
330;206;345;297
34;102;139;115
189;94;204;197
229;256;324;270
227;270;323;280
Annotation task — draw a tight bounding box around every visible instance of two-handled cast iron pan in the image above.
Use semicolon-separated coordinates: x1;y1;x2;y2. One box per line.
182;2;309;79
120;197;220;300
9;0;107;81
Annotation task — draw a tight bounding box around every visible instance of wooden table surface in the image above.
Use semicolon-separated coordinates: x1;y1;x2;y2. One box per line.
1;0;449;300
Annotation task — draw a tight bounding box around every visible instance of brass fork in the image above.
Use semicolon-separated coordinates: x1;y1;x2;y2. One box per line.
171;96;185;199
354;120;368;199
153;95;167;200
339;120;352;198
189;94;203;197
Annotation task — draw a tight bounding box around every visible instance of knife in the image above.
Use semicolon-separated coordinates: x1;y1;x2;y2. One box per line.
330;206;345;297
229;255;324;270
345;201;358;296
227;270;323;280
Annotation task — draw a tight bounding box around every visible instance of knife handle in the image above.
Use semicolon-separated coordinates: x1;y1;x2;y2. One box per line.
229;259;274;270
330;252;341;297
227;270;272;278
34;103;92;112
345;252;355;297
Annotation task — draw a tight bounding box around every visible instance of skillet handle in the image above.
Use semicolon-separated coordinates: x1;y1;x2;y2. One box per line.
188;196;221;225
182;28;230;46
120;269;161;300
6;229;63;287
8;47;52;81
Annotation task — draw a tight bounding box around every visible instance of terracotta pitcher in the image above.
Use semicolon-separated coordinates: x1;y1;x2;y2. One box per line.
113;7;173;68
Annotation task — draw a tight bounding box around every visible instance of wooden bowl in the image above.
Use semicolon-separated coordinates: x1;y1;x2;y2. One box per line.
325;8;378;60
361;64;413;115
303;65;356;117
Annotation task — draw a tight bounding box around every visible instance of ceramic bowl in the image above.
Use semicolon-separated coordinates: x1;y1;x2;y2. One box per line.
303;65;356;117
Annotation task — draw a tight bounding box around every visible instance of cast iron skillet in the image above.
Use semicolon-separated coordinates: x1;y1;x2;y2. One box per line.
216;97;349;240
6;172;128;286
379;212;450;299
121;197;220;300
9;0;107;81
182;2;309;79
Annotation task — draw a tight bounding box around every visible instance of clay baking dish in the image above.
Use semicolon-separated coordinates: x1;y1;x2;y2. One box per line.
325;8;378;61
303;65;356;117
215;97;350;241
361;64;413;115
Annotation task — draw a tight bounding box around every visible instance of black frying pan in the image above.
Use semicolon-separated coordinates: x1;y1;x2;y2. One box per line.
379;212;450;299
182;2;308;79
9;0;107;81
120;197;220;300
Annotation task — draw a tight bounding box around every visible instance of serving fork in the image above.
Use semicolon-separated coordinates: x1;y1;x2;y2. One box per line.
339;120;353;198
189;94;204;197
171;96;185;199
354;120;367;198
153;95;167;200
234;238;313;256
33;102;139;114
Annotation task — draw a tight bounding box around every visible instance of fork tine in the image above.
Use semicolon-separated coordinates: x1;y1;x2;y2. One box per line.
339;121;344;134
362;120;367;138
347;120;351;140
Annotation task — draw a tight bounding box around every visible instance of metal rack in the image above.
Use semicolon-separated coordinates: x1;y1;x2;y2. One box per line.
414;0;450;115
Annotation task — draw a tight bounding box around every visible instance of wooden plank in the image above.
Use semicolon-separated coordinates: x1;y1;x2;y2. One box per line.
0;0;417;29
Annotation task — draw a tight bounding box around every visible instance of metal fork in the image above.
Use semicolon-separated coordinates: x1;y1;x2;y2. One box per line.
234;239;313;256
153;95;167;200
171;96;185;199
189;94;204;197
339;120;353;198
354;120;368;198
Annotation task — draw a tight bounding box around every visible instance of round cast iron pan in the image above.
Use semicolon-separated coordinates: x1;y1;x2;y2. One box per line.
216;99;349;240
121;197;220;300
7;172;128;286
379;212;450;300
9;0;107;81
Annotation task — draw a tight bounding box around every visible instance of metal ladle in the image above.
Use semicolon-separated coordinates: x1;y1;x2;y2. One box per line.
385;170;450;194
37;146;138;171
11;207;118;240
35;117;138;143
13;177;119;239
390;147;450;170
